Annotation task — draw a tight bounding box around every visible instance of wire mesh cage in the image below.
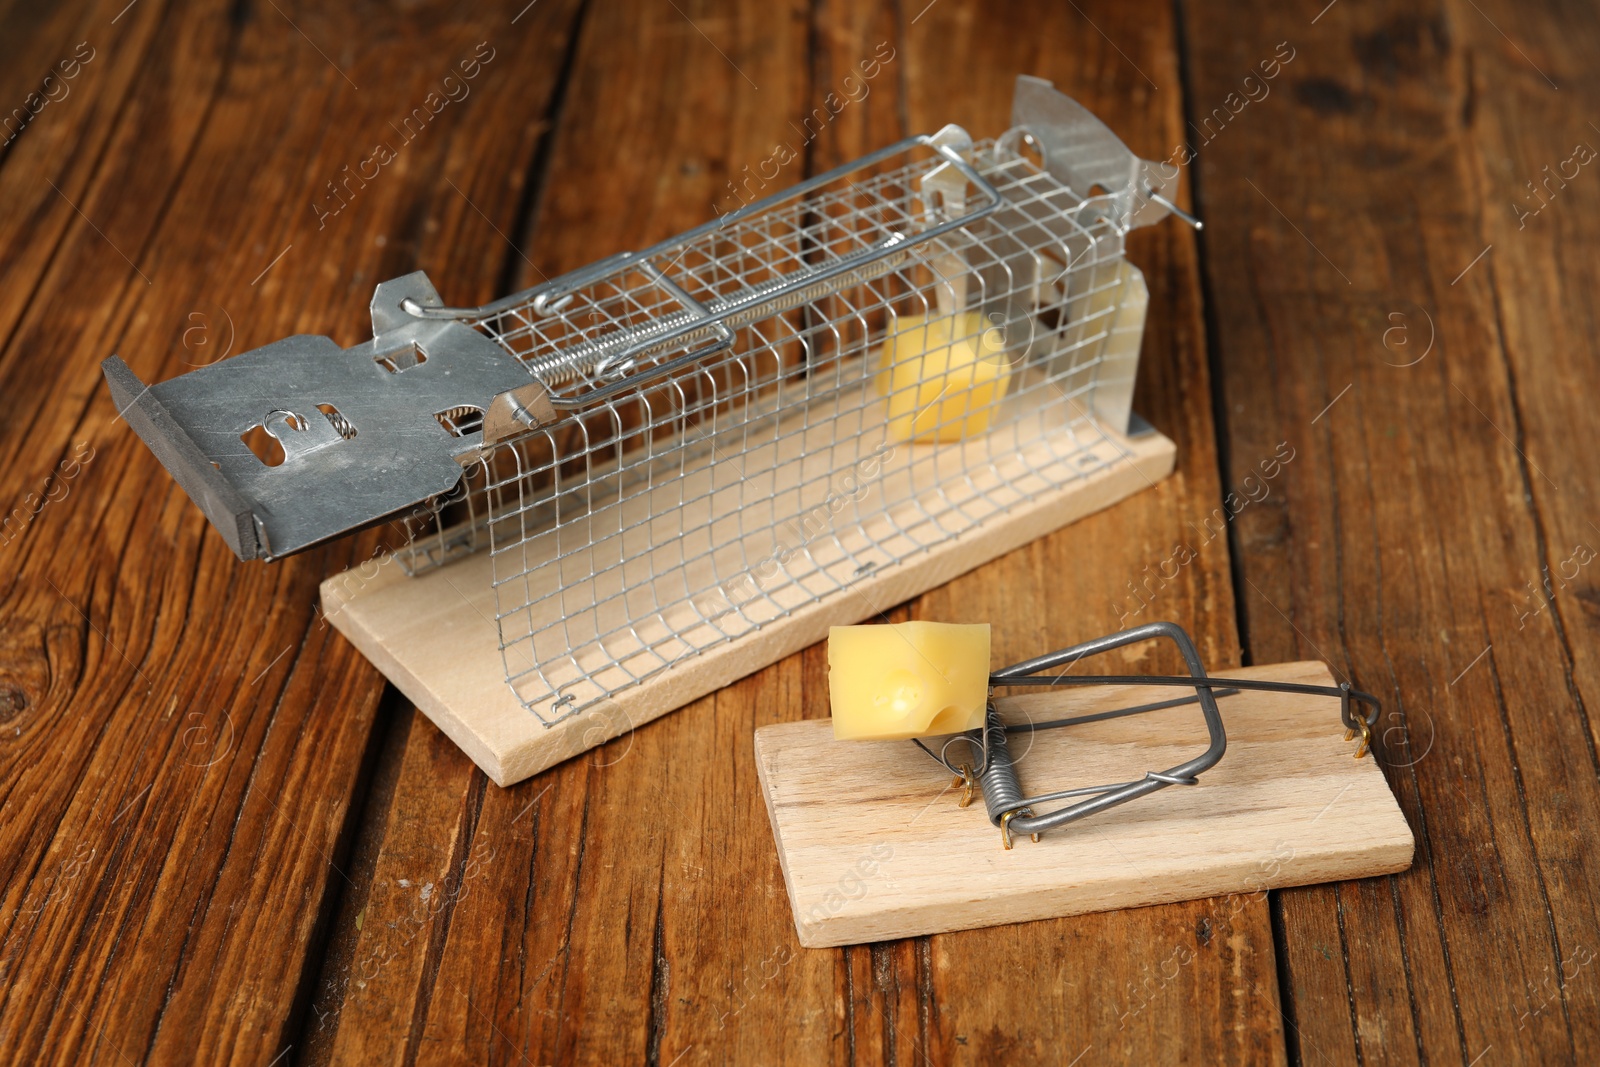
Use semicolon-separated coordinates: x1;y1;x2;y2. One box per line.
104;75;1196;738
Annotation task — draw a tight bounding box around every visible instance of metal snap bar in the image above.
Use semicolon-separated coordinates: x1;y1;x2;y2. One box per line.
914;622;1385;848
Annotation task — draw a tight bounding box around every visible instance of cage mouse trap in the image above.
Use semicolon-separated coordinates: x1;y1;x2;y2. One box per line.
758;621;1414;947
106;76;1200;785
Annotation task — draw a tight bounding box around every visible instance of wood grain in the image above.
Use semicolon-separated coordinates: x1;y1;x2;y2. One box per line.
758;662;1413;948
1183;0;1600;1063
300;1;1286;1065
0;1;585;1063
303;2;833;1064
890;2;1291;1063
9;0;1593;1062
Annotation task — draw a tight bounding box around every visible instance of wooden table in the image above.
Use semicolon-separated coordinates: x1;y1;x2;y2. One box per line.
2;0;1594;1063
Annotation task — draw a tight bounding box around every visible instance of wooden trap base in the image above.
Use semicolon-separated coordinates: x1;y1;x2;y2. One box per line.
755;661;1414;947
321;414;1173;786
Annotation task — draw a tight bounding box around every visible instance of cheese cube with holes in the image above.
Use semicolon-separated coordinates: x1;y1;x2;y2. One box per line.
875;312;1012;443
828;622;991;740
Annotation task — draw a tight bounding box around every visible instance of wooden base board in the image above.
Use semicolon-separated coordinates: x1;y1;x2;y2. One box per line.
755;661;1414;947
320;416;1174;786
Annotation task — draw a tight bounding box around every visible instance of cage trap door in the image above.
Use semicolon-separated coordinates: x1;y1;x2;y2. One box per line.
103;272;538;561
754;661;1413;948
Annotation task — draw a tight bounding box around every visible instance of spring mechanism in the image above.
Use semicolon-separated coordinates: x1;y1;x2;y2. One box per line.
320;407;357;440
917;622;1384;847
434;405;485;437
975;705;1027;824
516;240;913;390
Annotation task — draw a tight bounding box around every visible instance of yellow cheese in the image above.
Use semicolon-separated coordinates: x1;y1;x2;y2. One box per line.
875;312;1012;443
827;621;991;740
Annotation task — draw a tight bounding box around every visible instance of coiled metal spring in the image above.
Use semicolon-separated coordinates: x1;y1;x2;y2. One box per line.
974;708;1025;822
516;241;912;391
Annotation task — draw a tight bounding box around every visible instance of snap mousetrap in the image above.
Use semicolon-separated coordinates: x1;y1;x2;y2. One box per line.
757;621;1414;947
105;77;1198;784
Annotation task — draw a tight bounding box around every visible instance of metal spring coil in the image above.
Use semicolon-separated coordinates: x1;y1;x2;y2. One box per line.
320;407;357;440
516;248;911;389
975;705;1027;825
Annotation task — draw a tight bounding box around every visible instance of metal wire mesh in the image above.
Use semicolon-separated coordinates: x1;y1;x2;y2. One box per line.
396;136;1148;725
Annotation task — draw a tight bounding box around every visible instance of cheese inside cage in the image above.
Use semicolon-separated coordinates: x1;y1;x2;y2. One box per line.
103;76;1194;747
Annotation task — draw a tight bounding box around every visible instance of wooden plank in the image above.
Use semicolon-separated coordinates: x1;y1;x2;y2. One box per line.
759;662;1413;947
299;3;832;1065
0;2;587;1064
1183;0;1600;1063
305;701;483;1066
886;2;1291;1064
0;0;162;389
321;417;1175;786
302;1;1287;1064
1469;0;1600;1057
